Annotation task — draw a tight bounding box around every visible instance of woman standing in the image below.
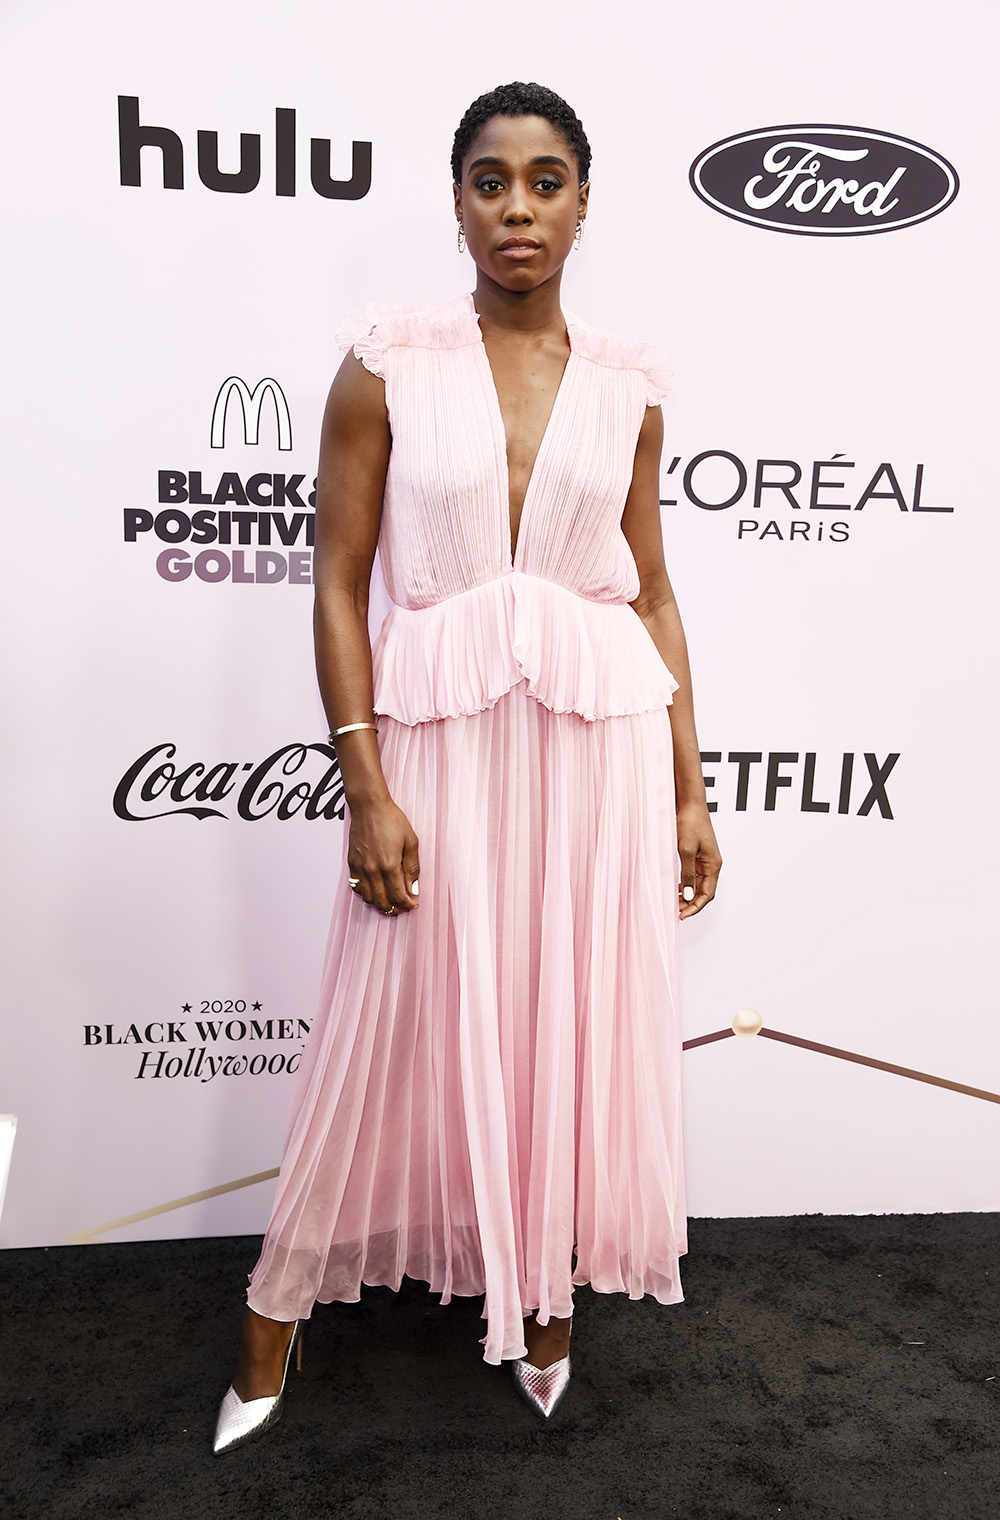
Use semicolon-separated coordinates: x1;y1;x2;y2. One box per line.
213;80;721;1453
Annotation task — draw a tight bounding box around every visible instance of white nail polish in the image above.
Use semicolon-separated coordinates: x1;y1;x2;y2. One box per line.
682;886;695;902
412;880;420;896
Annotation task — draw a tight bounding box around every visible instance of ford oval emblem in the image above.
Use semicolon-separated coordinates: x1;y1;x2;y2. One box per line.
689;125;959;236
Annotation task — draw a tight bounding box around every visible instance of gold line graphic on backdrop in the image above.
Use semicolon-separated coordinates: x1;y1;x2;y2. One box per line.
61;1167;279;1244
63;1016;998;1243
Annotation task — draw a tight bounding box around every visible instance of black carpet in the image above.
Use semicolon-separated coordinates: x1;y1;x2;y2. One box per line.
2;1214;998;1520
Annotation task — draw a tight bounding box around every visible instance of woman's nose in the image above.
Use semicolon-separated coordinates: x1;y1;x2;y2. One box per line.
503;187;532;223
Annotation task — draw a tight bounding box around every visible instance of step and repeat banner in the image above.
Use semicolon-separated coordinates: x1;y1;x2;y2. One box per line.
2;0;997;1249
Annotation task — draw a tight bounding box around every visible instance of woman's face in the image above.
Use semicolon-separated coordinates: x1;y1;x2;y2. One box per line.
454;114;589;292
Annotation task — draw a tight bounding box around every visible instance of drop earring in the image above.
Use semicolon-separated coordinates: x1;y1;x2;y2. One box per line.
573;219;585;251
457;222;466;254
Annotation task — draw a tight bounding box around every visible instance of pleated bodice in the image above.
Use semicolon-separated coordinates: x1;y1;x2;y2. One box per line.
336;293;678;724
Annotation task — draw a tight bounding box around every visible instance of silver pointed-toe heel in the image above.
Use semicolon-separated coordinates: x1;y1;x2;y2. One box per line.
512;1354;571;1419
213;1320;302;1456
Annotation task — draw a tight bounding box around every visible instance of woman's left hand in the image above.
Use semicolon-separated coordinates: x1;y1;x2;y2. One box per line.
676;801;722;919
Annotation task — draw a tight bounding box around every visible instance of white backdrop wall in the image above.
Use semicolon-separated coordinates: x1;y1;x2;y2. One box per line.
2;0;997;1250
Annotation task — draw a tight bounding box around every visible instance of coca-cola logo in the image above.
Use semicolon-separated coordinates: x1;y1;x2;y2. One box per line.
113;742;344;822
689;125;958;236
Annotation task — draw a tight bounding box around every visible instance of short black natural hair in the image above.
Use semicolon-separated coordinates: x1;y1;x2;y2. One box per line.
451;82;591;185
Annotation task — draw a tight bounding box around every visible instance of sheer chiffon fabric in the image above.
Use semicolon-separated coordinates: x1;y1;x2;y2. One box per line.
247;686;686;1364
246;295;687;1363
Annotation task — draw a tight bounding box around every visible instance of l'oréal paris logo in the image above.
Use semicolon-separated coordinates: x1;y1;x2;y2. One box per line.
689;126;958;235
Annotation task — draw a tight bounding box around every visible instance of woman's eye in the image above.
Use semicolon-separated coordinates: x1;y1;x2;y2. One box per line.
475;175;504;192
535;177;563;193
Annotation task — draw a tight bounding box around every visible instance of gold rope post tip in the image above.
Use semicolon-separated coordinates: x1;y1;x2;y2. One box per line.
732;1008;764;1037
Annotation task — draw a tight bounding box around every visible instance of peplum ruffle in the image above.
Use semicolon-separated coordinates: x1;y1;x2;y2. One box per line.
371;572;678;725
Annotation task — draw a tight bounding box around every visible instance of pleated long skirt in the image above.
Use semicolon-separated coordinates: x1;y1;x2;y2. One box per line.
247;680;686;1364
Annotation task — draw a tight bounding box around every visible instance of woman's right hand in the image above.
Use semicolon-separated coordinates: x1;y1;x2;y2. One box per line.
347;796;420;914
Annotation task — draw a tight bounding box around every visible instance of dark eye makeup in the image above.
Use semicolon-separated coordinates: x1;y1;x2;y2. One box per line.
473;174;565;194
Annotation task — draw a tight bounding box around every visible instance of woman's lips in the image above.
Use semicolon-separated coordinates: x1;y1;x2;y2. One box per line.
497;239;541;261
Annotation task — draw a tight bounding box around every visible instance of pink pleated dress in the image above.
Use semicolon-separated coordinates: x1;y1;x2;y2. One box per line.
247;293;687;1364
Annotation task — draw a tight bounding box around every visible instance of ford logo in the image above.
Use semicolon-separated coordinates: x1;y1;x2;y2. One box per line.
689;125;959;236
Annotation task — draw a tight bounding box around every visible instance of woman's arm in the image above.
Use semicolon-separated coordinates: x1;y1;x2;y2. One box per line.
313;353;419;913
621;404;722;919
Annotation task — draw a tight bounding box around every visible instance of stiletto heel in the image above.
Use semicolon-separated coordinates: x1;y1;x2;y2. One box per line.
213;1320;302;1455
512;1354;572;1419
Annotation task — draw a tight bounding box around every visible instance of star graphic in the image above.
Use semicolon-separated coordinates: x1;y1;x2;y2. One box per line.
252;1001;262;1011
181;1003;192;1013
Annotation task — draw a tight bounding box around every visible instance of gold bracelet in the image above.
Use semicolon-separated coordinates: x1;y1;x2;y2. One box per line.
328;720;378;741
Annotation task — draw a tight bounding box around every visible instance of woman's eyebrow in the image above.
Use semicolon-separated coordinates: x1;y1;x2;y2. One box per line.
467;155;571;173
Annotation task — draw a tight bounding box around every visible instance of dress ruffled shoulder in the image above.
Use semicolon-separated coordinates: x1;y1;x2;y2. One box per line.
336;295;482;379
339;296;673;402
565;312;674;406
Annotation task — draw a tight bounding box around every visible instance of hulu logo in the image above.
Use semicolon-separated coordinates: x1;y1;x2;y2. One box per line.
117;96;371;200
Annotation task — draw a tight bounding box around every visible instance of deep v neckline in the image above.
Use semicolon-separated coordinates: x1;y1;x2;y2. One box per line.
472;300;575;568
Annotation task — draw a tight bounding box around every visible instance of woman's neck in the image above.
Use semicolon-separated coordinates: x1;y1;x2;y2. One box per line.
472;272;565;336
